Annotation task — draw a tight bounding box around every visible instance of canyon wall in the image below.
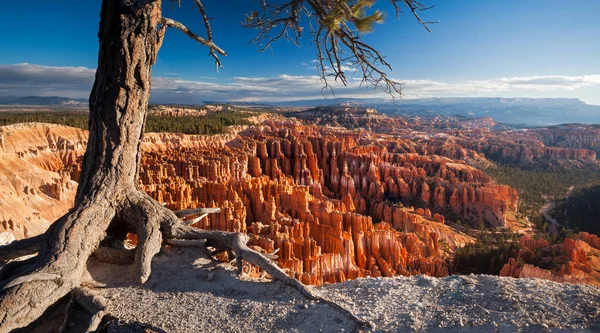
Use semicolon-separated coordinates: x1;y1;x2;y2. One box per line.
1;121;495;285
135;120;521;284
537;125;600;153
0;123;86;238
3;117;599;286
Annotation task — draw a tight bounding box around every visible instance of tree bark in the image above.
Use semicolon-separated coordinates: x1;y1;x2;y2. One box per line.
0;0;163;330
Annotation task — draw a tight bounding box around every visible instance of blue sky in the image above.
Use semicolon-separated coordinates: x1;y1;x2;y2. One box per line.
0;0;599;104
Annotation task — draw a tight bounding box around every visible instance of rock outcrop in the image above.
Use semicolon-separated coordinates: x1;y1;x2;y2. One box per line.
499;233;600;286
0;123;85;238
537;125;600;154
2;121;494;285
135;120;524;284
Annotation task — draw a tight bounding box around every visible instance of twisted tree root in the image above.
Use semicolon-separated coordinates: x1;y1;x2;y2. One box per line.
0;191;370;331
60;287;108;332
165;224;371;328
0;199;117;331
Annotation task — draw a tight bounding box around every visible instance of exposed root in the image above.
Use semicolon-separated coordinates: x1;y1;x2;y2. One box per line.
0;201;116;332
165;223;371;328
1;272;62;290
173;207;220;218
60;287;108;332
165;239;207;248
93;246;135;265
134;218;162;284
0;234;44;263
124;194;166;284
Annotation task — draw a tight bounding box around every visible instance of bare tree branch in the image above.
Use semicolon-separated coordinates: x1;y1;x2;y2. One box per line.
194;0;213;42
390;0;438;32
243;0;436;99
161;17;227;70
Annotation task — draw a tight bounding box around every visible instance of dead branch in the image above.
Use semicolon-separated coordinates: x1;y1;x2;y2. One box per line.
174;207;220;218
244;0;435;99
161;17;226;70
389;0;438;32
181;213;209;225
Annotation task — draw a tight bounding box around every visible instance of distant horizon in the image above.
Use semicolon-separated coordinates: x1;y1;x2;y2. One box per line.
2;92;600;107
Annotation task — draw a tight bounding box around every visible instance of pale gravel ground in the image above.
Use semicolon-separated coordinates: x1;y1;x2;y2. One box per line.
85;248;600;333
322;275;600;332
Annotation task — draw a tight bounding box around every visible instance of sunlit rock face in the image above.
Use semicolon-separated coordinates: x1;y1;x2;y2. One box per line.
4;119;600;286
0;123;85;239
1;121;494;284
500;233;600;287
288;107;598;168
135;120;526;285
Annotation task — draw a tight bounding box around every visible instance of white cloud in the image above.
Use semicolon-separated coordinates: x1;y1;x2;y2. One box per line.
0;63;599;104
393;75;600;99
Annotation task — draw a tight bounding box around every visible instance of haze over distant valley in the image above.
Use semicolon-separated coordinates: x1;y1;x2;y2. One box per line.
2;95;600;127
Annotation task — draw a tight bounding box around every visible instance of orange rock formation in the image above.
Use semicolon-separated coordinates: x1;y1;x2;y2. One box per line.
3;118;600;287
135;120;523;284
499;233;600;286
11;120;549;285
0;123;86;238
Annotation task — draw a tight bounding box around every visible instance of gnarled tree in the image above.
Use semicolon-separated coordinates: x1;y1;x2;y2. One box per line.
0;0;433;330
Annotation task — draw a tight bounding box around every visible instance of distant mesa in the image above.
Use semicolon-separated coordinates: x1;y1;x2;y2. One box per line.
2;96;599;126
287;106;378;119
236;97;600;127
0;96;87;106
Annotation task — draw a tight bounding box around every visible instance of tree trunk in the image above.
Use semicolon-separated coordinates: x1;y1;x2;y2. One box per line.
0;0;163;330
76;0;161;202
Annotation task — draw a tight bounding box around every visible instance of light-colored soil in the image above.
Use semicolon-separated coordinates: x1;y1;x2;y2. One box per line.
84;248;600;333
322;274;600;332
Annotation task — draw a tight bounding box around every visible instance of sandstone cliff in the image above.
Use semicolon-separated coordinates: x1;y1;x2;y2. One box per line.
499;233;600;286
0;123;86;238
135;120;525;284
